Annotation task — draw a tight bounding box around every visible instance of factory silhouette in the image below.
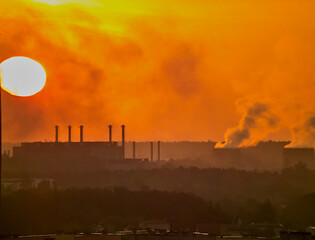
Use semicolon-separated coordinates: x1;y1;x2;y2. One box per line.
3;125;315;172
4;125;161;172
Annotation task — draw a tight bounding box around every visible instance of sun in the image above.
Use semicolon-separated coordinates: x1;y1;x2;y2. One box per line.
0;57;46;97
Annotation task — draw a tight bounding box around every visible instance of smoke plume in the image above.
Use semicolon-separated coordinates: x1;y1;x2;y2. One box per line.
286;113;315;148
215;101;279;148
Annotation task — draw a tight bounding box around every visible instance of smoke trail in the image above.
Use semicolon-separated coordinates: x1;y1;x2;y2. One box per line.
215;102;279;148
286;113;315;148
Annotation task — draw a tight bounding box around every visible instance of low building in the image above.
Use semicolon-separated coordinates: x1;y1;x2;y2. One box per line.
2;178;55;191
139;220;171;231
283;148;315;168
195;223;221;236
280;231;312;240
306;226;315;236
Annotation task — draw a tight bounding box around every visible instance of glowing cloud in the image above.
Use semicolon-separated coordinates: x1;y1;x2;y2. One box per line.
1;0;315;142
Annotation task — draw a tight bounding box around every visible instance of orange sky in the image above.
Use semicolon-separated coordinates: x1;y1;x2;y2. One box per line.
1;0;315;145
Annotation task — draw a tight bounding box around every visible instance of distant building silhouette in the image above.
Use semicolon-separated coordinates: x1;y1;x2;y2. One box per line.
2;178;55;191
283;148;314;168
8;125;150;172
3;126;315;172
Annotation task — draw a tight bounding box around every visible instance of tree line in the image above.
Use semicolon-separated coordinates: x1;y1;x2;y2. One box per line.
1;186;315;235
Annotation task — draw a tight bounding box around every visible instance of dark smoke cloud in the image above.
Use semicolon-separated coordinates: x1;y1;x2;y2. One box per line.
162;45;200;97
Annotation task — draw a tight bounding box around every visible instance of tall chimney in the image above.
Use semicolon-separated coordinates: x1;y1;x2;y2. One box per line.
80;125;83;142
68;125;71;143
158;141;160;161
55;125;59;143
150;141;153;162
121;125;125;159
108;125;112;143
133;141;136;160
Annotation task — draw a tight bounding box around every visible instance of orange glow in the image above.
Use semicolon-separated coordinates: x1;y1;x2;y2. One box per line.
0;57;46;97
0;0;315;144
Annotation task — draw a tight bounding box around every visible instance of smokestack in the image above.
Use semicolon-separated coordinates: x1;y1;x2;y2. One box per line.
150;141;153;162
121;125;125;159
158;141;160;161
55;125;59;143
108;125;112;143
133;141;136;160
68;125;71;143
80;125;83;142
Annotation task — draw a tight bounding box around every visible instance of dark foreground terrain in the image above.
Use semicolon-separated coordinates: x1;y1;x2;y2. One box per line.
1;186;315;234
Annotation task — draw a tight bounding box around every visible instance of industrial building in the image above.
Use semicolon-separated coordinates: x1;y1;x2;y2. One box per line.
212;141;315;170
283;148;315;168
4;125;315;172
8;125;152;172
2;178;55;192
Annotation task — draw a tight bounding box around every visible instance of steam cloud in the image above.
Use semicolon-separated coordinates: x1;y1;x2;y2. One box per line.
286;114;315;148
215;102;279;148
